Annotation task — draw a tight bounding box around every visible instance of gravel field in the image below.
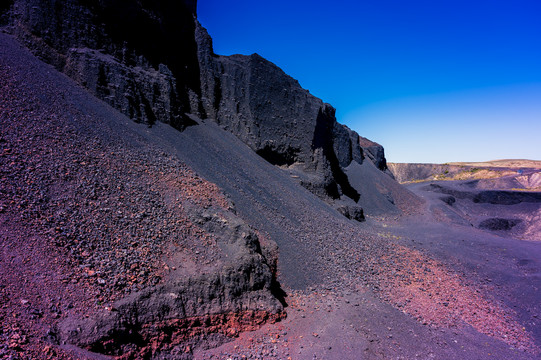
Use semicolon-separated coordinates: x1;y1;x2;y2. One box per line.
0;32;248;359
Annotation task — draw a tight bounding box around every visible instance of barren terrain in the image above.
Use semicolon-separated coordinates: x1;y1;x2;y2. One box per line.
1;30;541;359
389;161;541;190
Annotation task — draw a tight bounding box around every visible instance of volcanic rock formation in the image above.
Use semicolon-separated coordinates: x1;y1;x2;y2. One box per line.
358;136;391;174
3;2;541;359
3;0;395;206
0;30;286;358
6;0;200;128
0;0;421;358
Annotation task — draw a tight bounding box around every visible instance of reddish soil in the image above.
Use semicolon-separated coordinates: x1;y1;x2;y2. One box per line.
0;32;254;359
379;245;536;351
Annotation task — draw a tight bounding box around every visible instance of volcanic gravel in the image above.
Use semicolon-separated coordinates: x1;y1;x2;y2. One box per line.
164;120;540;358
1;31;540;360
0;32;231;359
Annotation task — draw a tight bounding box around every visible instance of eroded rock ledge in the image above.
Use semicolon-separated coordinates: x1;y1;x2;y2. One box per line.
57;208;285;358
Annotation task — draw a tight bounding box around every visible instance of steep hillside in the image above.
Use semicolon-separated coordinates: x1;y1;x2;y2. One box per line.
2;0;409;211
3;2;540;360
0;33;285;359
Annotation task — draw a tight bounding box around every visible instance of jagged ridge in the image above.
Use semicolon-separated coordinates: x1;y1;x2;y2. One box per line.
3;0;393;207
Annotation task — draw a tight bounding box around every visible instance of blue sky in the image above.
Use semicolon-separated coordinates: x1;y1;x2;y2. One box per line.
198;0;541;163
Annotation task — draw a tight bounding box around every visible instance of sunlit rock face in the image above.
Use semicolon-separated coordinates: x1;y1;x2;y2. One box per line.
196;23;381;203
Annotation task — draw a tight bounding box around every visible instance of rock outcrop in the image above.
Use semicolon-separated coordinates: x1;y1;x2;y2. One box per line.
389;162;541;189
336;205;365;222
196;22;369;202
5;0;201;128
359;136;392;175
426;184;541;205
59;208;285;358
2;0;396;206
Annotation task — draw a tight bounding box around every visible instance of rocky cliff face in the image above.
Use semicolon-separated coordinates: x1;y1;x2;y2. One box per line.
0;2;420;358
5;0;200;128
2;0;394;206
359;136;390;173
196;22;368;202
0;29;285;358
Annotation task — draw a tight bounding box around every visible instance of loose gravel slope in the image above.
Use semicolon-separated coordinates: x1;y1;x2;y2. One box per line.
2;31;540;359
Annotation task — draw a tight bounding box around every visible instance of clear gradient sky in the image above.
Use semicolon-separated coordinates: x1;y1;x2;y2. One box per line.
198;0;541;163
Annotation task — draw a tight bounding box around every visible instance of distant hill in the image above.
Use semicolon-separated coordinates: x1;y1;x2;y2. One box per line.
388;160;541;190
448;159;541;168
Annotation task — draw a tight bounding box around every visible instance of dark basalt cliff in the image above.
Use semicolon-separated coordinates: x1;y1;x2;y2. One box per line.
359;136;391;174
2;0;393;206
0;1;423;358
6;0;200;128
196;23;365;201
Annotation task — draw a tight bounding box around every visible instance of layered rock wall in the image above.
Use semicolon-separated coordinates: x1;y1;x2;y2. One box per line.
196;23;373;201
59;208;285;358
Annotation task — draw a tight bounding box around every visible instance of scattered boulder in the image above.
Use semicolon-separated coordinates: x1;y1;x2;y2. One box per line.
336;206;365;222
478;218;522;231
440;195;456;206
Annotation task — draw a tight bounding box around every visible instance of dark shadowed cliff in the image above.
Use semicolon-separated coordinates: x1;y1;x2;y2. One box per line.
6;0;201;128
196;23;365;202
3;0;398;210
